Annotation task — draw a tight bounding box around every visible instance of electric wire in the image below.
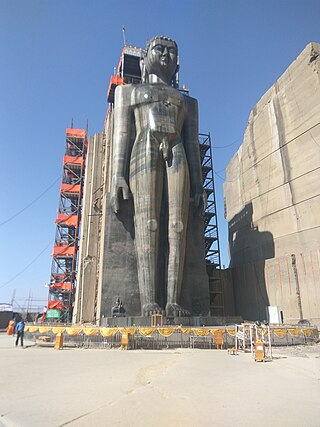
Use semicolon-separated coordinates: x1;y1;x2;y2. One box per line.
0;239;53;289
0;176;61;227
213;169;227;182
221;120;320;184
213;136;243;149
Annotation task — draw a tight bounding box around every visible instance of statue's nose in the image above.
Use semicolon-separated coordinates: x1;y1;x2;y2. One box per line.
162;47;169;56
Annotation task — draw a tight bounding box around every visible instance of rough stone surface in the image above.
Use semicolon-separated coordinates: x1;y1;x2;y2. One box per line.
224;43;320;325
73;133;104;323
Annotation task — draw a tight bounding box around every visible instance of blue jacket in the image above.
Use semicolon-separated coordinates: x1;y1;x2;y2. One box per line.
16;321;25;333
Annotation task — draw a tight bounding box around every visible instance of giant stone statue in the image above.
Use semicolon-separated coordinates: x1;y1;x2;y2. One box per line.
109;36;207;318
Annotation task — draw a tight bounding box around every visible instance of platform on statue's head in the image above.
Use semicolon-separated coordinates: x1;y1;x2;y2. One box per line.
100;315;242;328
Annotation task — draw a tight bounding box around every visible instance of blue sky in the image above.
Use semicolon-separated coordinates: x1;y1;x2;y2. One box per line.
0;0;319;305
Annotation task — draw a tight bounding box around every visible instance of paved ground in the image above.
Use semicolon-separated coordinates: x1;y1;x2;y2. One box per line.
0;333;319;427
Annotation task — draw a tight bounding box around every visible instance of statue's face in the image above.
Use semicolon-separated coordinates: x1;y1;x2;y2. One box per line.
145;38;178;82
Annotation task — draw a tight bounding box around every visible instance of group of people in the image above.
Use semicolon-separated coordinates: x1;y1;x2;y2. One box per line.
6;317;25;347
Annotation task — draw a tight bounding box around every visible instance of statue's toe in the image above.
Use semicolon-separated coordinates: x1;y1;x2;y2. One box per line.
142;303;163;317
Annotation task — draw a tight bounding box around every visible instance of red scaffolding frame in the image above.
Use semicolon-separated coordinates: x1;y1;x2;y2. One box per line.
46;128;88;322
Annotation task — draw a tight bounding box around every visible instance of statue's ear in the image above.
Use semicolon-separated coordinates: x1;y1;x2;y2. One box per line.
140;57;147;83
172;58;180;87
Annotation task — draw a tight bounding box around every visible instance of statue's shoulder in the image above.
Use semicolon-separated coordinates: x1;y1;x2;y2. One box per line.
184;94;198;112
184;94;198;106
114;84;134;105
114;84;134;96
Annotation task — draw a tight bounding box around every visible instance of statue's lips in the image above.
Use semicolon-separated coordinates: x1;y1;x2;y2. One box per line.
160;58;169;65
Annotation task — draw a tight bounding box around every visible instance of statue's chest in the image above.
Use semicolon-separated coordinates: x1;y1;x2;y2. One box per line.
132;85;184;111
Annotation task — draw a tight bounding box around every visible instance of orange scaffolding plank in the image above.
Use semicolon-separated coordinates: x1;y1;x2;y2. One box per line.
63;155;84;167
49;282;73;291
60;183;81;194
52;244;76;257
47;300;64;310
55;214;79;227
107;75;124;102
66;128;86;138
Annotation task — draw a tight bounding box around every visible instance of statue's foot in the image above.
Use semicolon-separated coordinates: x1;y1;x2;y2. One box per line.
142;303;163;317
165;303;190;318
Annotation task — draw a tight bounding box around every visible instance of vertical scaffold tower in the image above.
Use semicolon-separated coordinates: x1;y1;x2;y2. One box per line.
46;129;87;322
199;133;223;316
199;133;221;268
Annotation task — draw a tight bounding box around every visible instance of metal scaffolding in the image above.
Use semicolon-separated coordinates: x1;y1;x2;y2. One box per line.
46;129;87;322
199;133;221;268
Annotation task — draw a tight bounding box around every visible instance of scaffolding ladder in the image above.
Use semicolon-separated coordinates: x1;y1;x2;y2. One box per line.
46;129;88;322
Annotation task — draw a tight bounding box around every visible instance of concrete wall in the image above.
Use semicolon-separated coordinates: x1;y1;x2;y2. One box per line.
73;133;104;323
224;43;320;325
0;312;12;329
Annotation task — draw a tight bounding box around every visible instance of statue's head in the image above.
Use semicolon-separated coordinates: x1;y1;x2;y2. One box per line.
141;36;179;85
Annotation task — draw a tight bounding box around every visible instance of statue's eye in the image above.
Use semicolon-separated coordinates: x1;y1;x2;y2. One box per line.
152;45;163;54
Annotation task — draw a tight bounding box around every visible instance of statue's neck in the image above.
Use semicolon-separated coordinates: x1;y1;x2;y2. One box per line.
148;73;171;85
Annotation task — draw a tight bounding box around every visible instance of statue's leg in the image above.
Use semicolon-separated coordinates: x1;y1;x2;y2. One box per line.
165;142;190;317
130;134;164;316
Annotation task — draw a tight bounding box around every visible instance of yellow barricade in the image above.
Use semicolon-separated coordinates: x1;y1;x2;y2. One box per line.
273;329;287;338
178;327;191;334
122;328;137;335
52;327;65;334
83;328;99;336
65;327;82;336
192;328;209;336
226;329;236;336
288;329;301;337
28;326;39;333
157;327;175;337
39;327;51;334
100;328;118;337
139;328;155;336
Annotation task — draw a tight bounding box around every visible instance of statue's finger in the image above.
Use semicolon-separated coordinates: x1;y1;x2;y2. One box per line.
122;186;130;200
194;194;200;207
111;194;119;213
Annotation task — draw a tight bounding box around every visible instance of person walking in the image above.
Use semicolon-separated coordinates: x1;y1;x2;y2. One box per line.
15;320;25;347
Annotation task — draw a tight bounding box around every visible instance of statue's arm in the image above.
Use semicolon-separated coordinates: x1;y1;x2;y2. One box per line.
110;85;132;213
183;97;205;210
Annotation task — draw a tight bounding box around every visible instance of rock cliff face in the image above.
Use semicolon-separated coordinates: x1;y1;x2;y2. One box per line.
224;43;320;324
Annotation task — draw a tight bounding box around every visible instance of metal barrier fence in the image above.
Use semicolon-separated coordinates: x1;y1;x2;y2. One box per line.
24;325;319;350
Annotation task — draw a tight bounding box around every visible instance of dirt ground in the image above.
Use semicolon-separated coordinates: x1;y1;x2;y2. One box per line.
0;333;319;427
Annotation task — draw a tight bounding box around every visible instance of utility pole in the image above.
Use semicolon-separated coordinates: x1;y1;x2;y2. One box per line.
11;289;16;306
122;25;127;47
291;254;303;321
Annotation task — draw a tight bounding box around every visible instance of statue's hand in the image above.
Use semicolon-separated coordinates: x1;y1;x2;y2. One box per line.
193;190;207;216
110;176;131;213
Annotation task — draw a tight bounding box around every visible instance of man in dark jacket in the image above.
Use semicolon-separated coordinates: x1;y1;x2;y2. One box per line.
15;320;25;347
